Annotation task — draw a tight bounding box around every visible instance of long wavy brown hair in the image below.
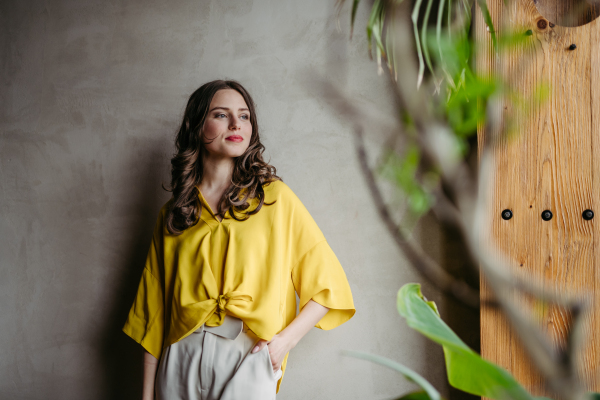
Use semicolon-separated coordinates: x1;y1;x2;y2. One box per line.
164;80;281;235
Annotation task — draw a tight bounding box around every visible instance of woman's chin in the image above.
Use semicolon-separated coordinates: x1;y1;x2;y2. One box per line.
206;150;249;160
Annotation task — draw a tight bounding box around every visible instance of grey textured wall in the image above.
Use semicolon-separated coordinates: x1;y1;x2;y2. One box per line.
0;0;454;399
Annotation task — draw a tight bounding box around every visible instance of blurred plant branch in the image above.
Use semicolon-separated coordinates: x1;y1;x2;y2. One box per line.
330;0;594;398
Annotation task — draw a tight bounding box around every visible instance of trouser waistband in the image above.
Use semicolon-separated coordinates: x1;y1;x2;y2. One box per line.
197;314;249;340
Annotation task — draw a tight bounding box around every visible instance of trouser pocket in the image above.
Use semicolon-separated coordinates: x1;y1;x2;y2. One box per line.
264;344;282;380
218;336;278;400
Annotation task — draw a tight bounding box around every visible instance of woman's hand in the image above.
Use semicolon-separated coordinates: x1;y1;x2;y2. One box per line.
252;333;295;373
251;299;330;374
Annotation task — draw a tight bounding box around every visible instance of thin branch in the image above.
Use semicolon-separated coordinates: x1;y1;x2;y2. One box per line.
354;124;481;308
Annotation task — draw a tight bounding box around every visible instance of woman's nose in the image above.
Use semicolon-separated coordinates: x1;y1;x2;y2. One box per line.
229;117;241;130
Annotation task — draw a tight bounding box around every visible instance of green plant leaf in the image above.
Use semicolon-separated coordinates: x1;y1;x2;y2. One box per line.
395;390;435;400
377;145;434;217
475;0;496;51
341;350;442;400
366;0;385;60
350;0;360;38
411;0;426;87
397;283;537;400
420;0;438;87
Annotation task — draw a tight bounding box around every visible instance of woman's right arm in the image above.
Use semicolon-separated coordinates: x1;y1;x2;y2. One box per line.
142;350;159;400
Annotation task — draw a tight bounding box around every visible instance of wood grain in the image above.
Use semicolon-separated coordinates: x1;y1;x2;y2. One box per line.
476;0;600;396
536;0;600;27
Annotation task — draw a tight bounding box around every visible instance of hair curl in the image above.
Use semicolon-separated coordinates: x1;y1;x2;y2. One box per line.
164;80;280;235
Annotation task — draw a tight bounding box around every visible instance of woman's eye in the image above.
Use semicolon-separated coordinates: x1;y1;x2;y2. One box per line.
240;114;249;120
216;113;227;118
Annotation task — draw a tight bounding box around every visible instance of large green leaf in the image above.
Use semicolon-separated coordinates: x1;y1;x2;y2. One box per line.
397;283;538;400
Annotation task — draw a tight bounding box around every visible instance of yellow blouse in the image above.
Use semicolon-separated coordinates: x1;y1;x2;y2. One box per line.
122;179;356;393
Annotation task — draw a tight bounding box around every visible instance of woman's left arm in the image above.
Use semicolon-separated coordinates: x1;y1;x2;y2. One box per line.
252;299;329;372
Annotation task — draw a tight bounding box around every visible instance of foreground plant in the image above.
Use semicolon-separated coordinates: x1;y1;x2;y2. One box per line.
344;283;598;400
330;0;591;398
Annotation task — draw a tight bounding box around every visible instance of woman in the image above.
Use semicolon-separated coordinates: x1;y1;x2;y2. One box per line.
123;80;356;400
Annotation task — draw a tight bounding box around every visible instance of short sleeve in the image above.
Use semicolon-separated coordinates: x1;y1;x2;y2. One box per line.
122;210;165;359
291;239;356;330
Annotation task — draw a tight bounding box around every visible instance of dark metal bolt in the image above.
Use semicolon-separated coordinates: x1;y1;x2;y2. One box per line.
583;209;594;220
569;44;577;50
537;19;547;30
542;210;553;221
502;209;513;220
549;22;555;28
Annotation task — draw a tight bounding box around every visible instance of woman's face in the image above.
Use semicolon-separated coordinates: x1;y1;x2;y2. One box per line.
201;89;252;159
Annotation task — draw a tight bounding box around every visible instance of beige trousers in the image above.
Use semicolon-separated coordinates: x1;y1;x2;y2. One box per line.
155;314;282;400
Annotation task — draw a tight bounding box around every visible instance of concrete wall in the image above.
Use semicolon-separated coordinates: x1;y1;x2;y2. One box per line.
0;0;450;399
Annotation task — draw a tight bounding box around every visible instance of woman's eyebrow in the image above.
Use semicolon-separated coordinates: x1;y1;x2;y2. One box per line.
209;106;249;112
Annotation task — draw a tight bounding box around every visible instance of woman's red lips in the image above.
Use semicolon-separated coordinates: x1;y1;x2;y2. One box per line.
226;135;243;142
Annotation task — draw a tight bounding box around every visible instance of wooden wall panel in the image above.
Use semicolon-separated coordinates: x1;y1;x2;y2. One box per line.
476;0;600;396
535;0;600;27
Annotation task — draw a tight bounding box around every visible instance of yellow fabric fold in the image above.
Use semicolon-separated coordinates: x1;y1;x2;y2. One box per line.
168;291;253;345
292;240;356;330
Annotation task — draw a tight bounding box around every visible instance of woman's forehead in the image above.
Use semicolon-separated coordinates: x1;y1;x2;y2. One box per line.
210;89;249;110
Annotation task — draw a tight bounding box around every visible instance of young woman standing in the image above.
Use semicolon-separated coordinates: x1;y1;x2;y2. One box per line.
123;80;356;400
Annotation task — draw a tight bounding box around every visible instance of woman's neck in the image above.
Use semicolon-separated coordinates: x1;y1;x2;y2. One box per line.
199;155;234;195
